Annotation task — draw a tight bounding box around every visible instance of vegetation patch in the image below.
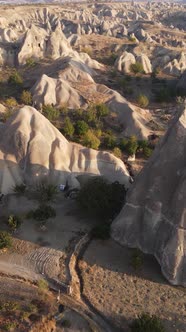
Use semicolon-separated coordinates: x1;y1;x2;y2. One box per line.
130;313;166;332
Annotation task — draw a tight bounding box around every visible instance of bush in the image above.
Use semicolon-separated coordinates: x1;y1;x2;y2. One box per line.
37;279;49;292
5;97;18;108
0;231;12;249
35;181;58;202
43;105;60;121
7;215;22;231
130;62;144;74
77;177;126;220
20;90;32;105
103;132;117;149
137;94;149;108
130;313;165;332
143;146;153;158
13;183;26;194
75;120;89;136
63;116;75;138
28;205;56;221
8;70;23;85
83;130;100;149
95;103;110;120
130;249;144;270
113;147;122;159
91;223;110;240
26;57;37;67
126;136;138;156
0;301;20;312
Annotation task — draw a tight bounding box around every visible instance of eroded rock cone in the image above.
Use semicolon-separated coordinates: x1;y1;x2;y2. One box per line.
111;105;186;286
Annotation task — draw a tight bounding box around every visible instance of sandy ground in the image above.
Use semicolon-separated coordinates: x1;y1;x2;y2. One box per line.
79;238;186;332
0;193;92;283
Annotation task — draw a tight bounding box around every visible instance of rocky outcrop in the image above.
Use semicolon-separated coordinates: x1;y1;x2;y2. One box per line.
136;54;152;74
163;52;186;77
115;51;136;73
0;107;130;194
111;105;186;286
31;74;85;109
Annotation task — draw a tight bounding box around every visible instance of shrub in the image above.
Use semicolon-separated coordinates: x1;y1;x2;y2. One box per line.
13;183;26;194
143;146;153;158
63;116;75;138
37;279;49;292
137;94;149;107
5;97;18;108
28;205;56;221
81;46;92;56
20;90;32;105
75;120;89;136
130;313;165;332
43;105;60;121
83;130;100;149
103;132;117;149
113;147;122;159
95;103;110;120
91;224;110;240
77;177;126;220
0;231;12;249
35;181;58;202
26;57;37;67
130;62;144;74
7;215;22;231
130;249;144;270
126;136;138;156
0;301;20;311
84;106;97;125
8;70;23;85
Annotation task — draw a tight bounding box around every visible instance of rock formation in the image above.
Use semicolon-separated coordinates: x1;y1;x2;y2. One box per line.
0;106;130;194
112;105;186;286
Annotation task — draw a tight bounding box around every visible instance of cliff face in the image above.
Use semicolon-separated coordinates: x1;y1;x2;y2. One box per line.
111;105;186;286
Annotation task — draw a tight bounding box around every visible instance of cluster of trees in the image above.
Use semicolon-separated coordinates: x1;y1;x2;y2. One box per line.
61;103;110;149
77;177;127;239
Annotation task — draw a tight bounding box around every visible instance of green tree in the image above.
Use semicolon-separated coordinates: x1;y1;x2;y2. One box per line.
103;132;117;149
77;177;126;220
43;105;60;121
130;313;165;332
0;231;12;249
83;130;100;149
95;103;110;120
75;120;89;136
126;136;138;156
63;116;75;138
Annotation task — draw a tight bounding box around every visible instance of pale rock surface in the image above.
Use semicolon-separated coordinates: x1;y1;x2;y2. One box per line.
137;54;152;74
31;74;85;109
163;52;186;77
112;106;186;286
0;107;130;194
115;51;136;73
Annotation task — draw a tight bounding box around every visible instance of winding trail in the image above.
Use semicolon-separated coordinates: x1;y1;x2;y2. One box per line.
0;233;114;331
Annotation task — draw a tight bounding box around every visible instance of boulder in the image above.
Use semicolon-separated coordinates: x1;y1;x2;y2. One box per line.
137;54;152;74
